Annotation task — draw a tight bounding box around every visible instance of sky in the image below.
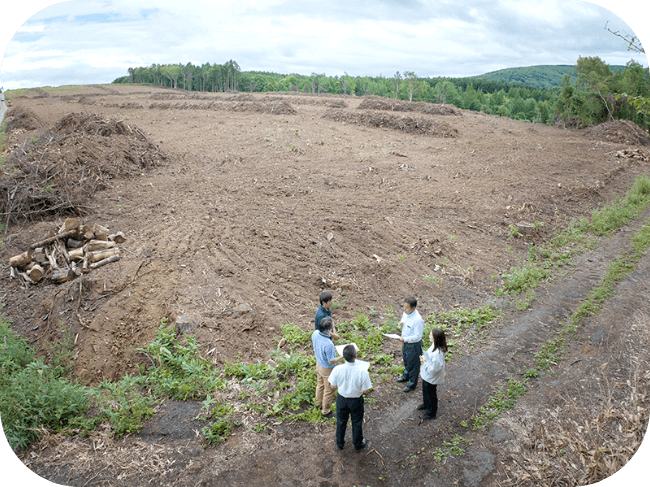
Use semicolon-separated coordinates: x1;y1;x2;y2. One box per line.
0;0;649;91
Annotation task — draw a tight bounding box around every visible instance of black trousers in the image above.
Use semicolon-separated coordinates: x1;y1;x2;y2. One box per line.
422;380;438;417
335;395;364;450
401;340;423;389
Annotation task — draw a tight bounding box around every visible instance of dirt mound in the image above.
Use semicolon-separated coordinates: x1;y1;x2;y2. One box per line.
322;108;458;137
101;102;144;109
581;119;650;145
4;107;45;133
358;95;461;115
1;113;166;226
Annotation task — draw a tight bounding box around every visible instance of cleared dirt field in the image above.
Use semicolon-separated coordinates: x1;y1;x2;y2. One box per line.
2;84;649;486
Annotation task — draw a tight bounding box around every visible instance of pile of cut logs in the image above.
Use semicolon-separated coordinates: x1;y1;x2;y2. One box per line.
8;218;125;286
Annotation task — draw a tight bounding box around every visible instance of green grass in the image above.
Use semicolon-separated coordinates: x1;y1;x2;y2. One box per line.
0;316;94;450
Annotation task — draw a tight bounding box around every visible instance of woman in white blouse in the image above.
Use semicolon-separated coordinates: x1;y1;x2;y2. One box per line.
417;328;447;420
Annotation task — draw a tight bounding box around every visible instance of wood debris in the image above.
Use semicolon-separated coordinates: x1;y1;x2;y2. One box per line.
8;217;125;286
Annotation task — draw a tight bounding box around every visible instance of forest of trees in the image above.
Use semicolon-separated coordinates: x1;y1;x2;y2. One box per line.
113;57;650;130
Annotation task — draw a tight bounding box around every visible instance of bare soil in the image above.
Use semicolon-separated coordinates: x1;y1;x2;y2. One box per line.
2;85;649;486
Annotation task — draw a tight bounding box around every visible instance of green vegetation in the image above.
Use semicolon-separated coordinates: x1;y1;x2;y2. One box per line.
471;378;527;430
432;434;475;462
0;316;93;450
496;174;650;312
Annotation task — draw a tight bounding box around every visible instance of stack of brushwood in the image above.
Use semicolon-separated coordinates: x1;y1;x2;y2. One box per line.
8;217;125;286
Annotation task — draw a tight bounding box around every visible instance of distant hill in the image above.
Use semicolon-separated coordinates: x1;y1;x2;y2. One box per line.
473;64;626;89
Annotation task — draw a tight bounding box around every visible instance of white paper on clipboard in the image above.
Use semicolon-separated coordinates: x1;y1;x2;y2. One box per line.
383;333;401;339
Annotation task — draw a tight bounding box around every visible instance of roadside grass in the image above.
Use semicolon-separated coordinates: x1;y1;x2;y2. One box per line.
497;174;650;310
470;211;650;431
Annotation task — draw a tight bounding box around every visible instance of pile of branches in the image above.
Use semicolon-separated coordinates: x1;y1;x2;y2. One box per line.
358;96;461;115
9;217;125;287
4;108;45;133
322;109;458;137
148;100;296;115
581;119;650;146
1;113;166;226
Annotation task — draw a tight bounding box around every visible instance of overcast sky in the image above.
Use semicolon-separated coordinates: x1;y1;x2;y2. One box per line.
0;0;648;90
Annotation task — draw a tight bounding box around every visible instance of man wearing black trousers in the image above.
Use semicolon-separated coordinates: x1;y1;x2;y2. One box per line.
328;345;372;452
396;296;424;392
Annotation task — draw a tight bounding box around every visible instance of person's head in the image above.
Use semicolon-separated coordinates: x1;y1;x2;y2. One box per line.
342;344;357;362
318;317;333;334
403;296;417;314
430;328;447;353
319;291;333;308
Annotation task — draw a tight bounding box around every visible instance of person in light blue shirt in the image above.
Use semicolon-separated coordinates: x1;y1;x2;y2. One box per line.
396;296;424;392
311;317;343;418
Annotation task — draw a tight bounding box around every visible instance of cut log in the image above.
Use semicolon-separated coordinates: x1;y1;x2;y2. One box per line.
90;254;120;269
30;229;78;249
87;240;116;252
18;272;35;285
9;250;32;268
51;268;76;283
32;248;47;263
89;248;120;263
79;225;94;240
108;232;126;244
27;264;44;282
92;223;110;241
69;248;85;261
57;241;71;265
60;218;80;233
67;238;83;249
45;247;59;269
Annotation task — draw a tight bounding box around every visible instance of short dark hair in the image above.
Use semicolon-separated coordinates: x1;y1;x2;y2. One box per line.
318;317;333;333
404;296;417;308
319;291;332;305
342;344;357;362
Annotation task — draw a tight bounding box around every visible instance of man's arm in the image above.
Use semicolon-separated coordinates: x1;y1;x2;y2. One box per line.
328;356;344;365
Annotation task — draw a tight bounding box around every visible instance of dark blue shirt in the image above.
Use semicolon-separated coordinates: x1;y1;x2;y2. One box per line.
314;305;332;330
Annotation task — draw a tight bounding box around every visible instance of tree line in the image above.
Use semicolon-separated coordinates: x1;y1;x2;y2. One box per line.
113;57;649;130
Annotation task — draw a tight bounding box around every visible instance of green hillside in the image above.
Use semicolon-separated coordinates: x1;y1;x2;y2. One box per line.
473;64;626;89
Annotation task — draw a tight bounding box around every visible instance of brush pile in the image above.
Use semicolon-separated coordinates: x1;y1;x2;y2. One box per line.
0;113;166;226
8;217;125;286
357;96;461;115
322;108;459;137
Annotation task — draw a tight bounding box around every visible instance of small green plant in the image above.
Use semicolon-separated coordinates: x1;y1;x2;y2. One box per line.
397;254;404;261
509;224;519;238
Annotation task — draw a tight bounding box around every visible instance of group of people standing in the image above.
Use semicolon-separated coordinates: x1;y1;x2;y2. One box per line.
311;292;448;452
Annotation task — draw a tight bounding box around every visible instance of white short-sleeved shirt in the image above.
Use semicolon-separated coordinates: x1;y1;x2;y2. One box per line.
328;361;372;398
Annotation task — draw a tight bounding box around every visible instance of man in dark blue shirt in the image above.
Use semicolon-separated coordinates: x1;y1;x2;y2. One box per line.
315;291;333;330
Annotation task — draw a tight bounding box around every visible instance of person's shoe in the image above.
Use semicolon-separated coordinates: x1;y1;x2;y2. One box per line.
403;386;416;393
321;411;334;419
421;413;436;420
355;438;367;452
396;377;408;383
336;443;344;450
416;403;426;410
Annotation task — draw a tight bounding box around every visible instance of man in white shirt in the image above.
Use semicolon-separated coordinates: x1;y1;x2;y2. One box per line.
328;345;372;452
396;296;424;392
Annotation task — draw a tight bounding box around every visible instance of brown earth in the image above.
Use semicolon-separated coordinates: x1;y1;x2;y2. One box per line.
1;85;649;486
